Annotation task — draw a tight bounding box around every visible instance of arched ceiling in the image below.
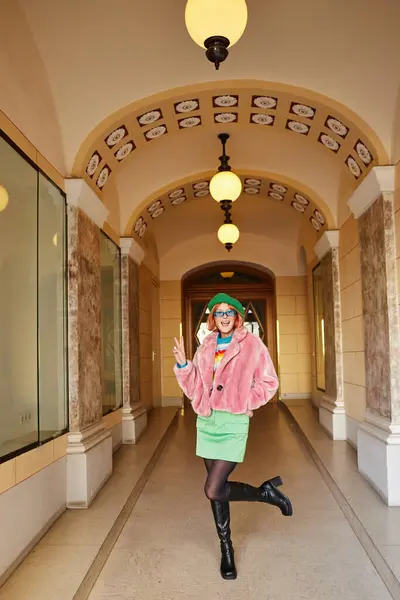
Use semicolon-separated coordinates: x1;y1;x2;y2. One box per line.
126;170;330;243
66;81;386;233
18;0;400;168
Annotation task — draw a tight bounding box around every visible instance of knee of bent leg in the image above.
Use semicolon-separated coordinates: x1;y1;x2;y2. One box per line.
204;480;222;502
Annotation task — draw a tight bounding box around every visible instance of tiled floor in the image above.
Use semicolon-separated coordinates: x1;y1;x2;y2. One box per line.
0;402;395;600
287;402;400;599
0;408;177;600
84;404;390;600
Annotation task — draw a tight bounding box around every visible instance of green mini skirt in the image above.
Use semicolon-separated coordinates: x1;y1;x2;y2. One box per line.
196;410;250;463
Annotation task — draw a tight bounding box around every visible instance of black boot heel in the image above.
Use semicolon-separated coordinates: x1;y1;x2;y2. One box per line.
268;476;283;488
261;480;293;517
220;541;237;580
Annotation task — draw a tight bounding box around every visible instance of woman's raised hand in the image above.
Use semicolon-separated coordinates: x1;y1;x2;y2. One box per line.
173;336;187;367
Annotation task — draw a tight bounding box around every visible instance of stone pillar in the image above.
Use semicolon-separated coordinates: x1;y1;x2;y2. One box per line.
314;231;345;440
348;165;400;505
65;179;112;508
120;238;147;443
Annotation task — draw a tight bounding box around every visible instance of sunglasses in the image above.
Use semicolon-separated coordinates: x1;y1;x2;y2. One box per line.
214;310;237;318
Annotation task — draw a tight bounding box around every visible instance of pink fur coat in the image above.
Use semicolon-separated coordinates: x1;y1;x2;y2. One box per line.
173;327;279;416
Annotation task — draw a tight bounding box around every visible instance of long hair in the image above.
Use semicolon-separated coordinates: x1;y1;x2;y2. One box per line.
207;303;244;332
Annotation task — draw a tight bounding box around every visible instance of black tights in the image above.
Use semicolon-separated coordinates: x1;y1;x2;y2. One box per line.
204;459;237;502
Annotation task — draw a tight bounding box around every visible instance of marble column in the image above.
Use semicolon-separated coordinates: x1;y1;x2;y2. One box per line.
65;178;112;508
120;238;147;443
348;165;400;505
314;231;345;440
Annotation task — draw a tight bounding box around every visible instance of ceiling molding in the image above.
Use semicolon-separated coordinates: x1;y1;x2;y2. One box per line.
65;178;109;227
314;231;339;260
120;237;145;265
347;166;395;219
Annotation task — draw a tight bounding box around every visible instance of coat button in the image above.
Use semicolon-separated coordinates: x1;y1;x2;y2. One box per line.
216;385;223;392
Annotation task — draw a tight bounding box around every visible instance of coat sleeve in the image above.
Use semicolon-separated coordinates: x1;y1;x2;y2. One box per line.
173;349;201;402
248;339;279;410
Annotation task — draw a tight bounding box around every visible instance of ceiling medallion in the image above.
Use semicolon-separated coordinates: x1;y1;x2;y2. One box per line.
134;216;148;239
171;196;187;206
286;120;310;135
194;190;210;197
214;113;238;124
86;152;101;177
193;181;209;190
185;0;248;69
178;116;202;128
271;183;287;193
318;133;340;153
314;209;325;225
169;188;185;199
346;156;362;179
96;165;111;189
105;126;128;147
147;200;162;214
250;113;274;126
244;187;260;195
325;116;349;138
354;140;372;165
145;125;168;141
268;192;284;201
174;99;199;113
294;193;309;206
310;217;321;231
244;178;261;186
252;96;277;109
292;201;306;213
115;141;135;162
213;95;239;107
138;110;162;127
290;103;316;119
150;207;165;219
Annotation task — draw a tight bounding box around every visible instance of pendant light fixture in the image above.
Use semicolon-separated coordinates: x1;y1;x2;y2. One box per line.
210;133;241;251
0;185;9;212
210;133;242;203
185;0;248;69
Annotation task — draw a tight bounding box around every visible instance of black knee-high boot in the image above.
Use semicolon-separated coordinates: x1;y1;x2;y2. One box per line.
210;500;237;580
227;476;293;516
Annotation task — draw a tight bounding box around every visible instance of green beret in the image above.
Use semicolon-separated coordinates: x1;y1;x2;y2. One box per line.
208;293;245;316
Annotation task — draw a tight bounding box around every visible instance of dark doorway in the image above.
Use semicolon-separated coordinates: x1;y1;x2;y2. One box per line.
182;262;277;396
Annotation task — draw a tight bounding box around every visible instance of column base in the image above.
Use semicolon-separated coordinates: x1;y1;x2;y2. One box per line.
122;406;147;444
66;422;112;509
358;412;400;506
319;394;346;440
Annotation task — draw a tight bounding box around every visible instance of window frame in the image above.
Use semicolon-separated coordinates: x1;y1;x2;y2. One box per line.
312;261;326;393
0;129;69;465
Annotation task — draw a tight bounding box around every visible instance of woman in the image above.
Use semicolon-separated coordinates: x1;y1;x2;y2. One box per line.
173;292;293;581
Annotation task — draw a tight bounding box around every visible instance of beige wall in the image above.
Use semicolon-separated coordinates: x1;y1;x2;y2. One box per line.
160;281;182;407
276;276;312;398
0;1;65;174
339;216;366;439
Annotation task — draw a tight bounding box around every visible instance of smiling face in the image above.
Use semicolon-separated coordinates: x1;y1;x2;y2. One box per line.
213;302;237;337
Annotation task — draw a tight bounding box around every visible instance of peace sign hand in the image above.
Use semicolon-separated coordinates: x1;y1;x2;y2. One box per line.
173;337;187;367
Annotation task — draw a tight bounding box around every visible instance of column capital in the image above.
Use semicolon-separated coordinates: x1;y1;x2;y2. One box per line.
120;237;145;265
314;230;339;261
348;165;395;220
65;178;109;227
